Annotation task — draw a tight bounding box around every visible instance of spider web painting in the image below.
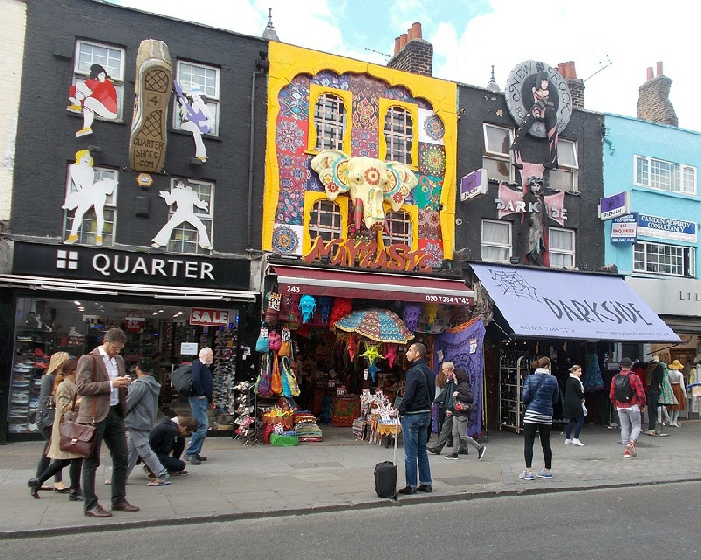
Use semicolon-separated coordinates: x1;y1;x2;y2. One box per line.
489;269;538;300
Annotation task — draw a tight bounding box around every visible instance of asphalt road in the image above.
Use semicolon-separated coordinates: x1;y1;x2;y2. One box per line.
5;481;700;559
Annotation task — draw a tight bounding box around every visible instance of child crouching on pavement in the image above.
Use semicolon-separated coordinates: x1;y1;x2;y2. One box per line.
125;358;171;486
149;415;200;476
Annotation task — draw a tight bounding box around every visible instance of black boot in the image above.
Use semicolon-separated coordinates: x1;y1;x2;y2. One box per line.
28;478;41;499
69;488;84;502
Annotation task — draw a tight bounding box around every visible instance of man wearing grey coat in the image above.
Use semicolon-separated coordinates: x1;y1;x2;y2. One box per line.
125;358;168;484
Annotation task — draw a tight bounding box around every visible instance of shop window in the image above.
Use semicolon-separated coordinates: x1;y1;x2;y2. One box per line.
481;219;512;262
165;178;214;255
379;99;418;167
635;155;697;195
63;165;118;247
549;139;578;193
548;227;575;268
382;209;413;247
634;241;695;277
70;40;125;121
303;192;348;254
173;61;220;136
307;84;352;154
483;123;514;183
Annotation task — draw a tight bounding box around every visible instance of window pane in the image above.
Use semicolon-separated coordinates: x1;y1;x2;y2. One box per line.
549;169;575;192
483;157;511;183
164;179;214;254
315;94;345;151
636;156;648;185
485;125;510;155
557;140;577;167
309;199;342;242
481;220;511;262
382;210;412;246
384;106;413;164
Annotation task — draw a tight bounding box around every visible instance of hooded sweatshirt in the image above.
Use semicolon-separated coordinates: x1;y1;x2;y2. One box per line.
125;374;161;431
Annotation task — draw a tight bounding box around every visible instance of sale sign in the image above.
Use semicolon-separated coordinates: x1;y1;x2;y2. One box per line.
189;307;230;326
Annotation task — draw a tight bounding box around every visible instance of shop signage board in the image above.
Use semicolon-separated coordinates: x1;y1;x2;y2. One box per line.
471;263;680;342
189;307;230;326
459;168;488;201
180;342;199;355
598;191;630;220
637;214;697;243
12;241;249;290
611;213;638;243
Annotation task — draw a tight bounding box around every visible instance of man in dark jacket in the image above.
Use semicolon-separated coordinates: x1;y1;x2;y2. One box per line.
428;362;456;456
184;347;214;465
150;416;199;474
397;342;434;495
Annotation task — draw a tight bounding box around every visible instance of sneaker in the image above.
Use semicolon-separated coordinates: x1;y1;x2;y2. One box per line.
156;471;170;482
564;439;572;444
129;39;172;173
628;442;637;457
146;478;172;486
536;470;553;479
478;446;486;460
185;455;201;465
444;454;459;460
623;449;631;459
428;447;441;455
571;439;584;446
519;470;535;480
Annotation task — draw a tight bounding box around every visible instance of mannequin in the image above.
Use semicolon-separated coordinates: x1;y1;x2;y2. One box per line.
666;360;687;427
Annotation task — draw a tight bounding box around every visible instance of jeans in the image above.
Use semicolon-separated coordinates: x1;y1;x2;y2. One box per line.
565;416;584;439
186;396;209;458
523;422;552;469
157;436;187;473
617;405;641;444
647;390;659;430
451;415;481;453
127;429;166;478
400;412;432;488
82;407;129;511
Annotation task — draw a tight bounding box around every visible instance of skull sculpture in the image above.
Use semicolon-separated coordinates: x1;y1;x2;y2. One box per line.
317;296;333;324
403;304;422;332
298;294;317;323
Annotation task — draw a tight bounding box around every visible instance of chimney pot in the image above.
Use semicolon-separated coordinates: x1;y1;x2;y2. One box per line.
565;61;577;79
394;37;401;56
657;61;664;77
647;67;654;81
399;33;408;49
407;27;413;40
411;22;422;40
557;62;566;77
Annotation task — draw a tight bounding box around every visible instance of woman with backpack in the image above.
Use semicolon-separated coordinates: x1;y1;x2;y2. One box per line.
520;356;559;480
609;357;646;459
445;369;486;461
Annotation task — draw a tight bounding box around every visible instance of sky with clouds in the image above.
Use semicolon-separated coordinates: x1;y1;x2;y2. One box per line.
107;0;699;132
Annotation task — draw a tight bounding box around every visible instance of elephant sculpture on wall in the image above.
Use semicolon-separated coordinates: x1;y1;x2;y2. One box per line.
311;150;418;231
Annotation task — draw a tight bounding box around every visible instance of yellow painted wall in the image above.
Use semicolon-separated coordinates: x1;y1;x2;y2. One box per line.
263;42;457;259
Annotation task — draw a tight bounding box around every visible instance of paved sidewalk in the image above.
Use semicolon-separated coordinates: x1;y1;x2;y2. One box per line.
2;420;700;537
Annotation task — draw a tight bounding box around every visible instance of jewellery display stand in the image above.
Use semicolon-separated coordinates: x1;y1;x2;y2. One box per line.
233;382;258;445
499;353;529;433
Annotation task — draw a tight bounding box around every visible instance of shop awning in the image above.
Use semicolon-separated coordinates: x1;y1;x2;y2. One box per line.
272;265;473;306
470;263;680;342
0;274;257;302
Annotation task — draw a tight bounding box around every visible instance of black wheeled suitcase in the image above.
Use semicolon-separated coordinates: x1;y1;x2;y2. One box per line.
374;418;399;498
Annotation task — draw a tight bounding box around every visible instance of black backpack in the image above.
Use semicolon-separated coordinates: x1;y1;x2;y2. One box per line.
613;373;633;402
170;364;193;396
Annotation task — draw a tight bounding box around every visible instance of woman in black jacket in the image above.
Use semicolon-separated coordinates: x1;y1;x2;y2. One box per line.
563;364;585;446
446;369;486;460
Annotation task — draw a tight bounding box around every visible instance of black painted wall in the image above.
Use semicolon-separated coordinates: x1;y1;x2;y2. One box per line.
13;0;268;254
455;83;605;271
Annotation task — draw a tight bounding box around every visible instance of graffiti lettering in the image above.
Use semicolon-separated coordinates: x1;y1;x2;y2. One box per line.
543;297;654;326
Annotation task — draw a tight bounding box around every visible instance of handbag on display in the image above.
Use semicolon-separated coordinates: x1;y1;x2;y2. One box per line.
264;292;281;327
278;326;291;357
270;356;283;396
255;324;270;353
255;353;273;397
281;356;300;397
268;330;282;352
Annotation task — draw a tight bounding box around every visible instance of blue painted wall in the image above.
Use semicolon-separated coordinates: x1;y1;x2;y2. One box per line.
603;114;701;276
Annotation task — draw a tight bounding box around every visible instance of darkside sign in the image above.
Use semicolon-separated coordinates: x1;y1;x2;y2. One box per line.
12;241;249;290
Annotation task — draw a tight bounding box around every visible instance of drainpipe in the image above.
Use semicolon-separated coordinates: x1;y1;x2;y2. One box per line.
247;70;264;251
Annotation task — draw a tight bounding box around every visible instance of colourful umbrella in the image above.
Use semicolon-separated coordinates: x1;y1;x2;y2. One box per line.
334;308;414;344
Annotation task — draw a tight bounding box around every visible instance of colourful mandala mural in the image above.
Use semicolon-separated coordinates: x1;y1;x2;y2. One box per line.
423;114;445;142
418;239;444;268
415;174;443;211
276;117;306;155
312;71;349;90
272;225;302;255
419;143;446;176
418;208;441;240
279;76;310;120
351;129;379;158
275;186;304;225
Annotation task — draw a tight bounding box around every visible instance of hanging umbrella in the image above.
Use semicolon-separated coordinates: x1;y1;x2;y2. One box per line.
334;308;414;344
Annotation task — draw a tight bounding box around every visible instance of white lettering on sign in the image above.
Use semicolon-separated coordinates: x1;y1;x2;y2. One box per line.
92;254;215;280
190;308;229;326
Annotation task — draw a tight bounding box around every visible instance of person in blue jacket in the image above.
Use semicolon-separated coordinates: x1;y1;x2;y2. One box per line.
184;347;214;465
519;356;559;481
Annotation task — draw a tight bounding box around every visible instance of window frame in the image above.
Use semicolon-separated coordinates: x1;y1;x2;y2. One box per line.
173;60;221;137
633;240;695;277
378;99;418;169
548;138;579;193
379;203;418;251
634;155;697;196
482;123;515;183
307;84;352;155
63;165;119;247
548;226;576;268
303;192;348;254
71;40;125;121
165;178;214;255
480;219;512;263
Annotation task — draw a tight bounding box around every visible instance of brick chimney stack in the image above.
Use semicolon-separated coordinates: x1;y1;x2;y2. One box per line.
637;62;678;127
556;61;584;109
387;22;433;77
